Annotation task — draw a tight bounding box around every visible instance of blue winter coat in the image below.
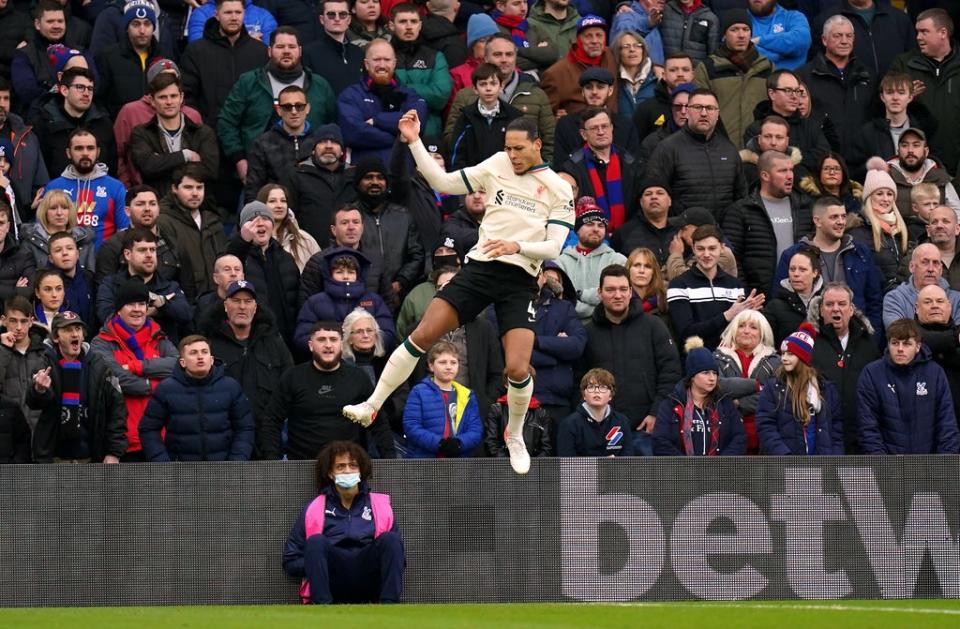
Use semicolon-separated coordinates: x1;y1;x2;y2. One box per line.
336;80;427;165
531;288;587;407
139;361;255;462
652;382;747;456
773;236;884;335
187;3;277;43
293;247;396;352
402;377;483;459
857;347;960;455
755;376;844;455
751;4;811;70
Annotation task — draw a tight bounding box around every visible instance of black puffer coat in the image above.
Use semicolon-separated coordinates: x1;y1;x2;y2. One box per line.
226;236;301;345
95;37;159;117
0;234;36;302
283;158;357;246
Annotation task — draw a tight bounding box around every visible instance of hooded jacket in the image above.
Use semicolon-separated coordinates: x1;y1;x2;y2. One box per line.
652;381;747;456
0;323;52;423
358;199;425;294
557;243;628;320
180;16;268;129
738;135;806;189
756;375;844;455
28;344;127;463
743;100;831;170
797;172;864;215
858;346;960;454
808;295;881;454
283;156;357;246
886;157;960;219
403;377;483;459
582;298;682;427
45;162;130;249
763;277;824;346
140;361;255;461
293;247;395;351
531;283;587;407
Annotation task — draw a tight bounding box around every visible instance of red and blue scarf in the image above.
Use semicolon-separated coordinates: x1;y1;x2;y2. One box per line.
676;394;721;456
492;11;530;48
583;145;625;230
109;315;160;360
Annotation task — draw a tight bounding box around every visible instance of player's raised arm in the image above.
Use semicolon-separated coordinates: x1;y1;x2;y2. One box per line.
399;110;474;195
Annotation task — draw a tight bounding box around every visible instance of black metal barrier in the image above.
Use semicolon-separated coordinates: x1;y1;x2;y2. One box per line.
0;457;958;606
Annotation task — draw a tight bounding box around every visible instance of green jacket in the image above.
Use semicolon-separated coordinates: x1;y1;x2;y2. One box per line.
693;49;773;150
394;44;453;138
397;280;436;338
527;4;580;58
216;66;336;162
445;72;555;162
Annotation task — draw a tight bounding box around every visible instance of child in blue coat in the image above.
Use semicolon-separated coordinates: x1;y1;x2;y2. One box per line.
402;341;482;458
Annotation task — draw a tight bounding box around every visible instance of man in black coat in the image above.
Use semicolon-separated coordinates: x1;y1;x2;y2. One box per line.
0;1;31;80
421;0;468;68
811;0;915;77
915;283;960;426
0;77;49;217
581;264;681;434
179;0;267;129
632;52;695;143
723;149;814;298
439;189;486;260
808;284;881;454
302;0;365;95
797;15;874;163
283;126;357;245
227;201;301;345
610;179;677;264
202;279;294;456
95;0;161;117
243;86;320;202
129;73;220;195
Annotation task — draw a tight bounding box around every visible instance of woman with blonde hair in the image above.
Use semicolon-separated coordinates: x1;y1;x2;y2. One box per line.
714;309;780;455
625;247;666;315
20;189;96;270
257;183;320;272
849;166;909;292
755;323;843;455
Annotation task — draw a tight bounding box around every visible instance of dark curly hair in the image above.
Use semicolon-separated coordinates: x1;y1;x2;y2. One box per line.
314;441;373;492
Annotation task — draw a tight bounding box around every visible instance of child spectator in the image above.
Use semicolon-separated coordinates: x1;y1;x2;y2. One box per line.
485;367;552;457
403;341;482;459
0;295;52;431
907;182;941;243
555;368;639;457
448;63;523;170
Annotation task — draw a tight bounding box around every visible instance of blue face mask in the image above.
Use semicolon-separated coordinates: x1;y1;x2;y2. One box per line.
334;472;361;489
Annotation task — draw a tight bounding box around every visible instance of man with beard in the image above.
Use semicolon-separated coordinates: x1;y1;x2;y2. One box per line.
302;0;364;95
95;0;160;117
559;107;642;230
343;113;574;475
243;85;318;203
0;77;48;218
337;39;427;164
915;284;960;426
634;52;694;143
541;15;618;116
95;185;180;285
129;73;220;195
883;243;960;327
260;321;395;460
284;125;357;245
557;201;626;320
611;180;676;264
747;0;809;70
45;129;129;250
353;157;425;309
926;206;960;290
885;128;960;218
29;311;127;463
96;228;193;343
723;150;812;299
693;11;773;151
156;164;227;302
808;282;881;454
202;280;293;456
218;27;336;188
29;67;118;178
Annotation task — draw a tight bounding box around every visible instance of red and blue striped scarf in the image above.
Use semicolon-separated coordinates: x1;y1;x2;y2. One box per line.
108;315;159;360
677;394;721;456
583;145;625;230
491;11;529;48
58;357;83;408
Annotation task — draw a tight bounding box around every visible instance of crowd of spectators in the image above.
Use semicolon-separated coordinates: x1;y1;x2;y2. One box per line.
0;0;959;464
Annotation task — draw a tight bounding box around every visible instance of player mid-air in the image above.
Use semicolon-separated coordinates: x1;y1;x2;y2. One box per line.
343;109;574;474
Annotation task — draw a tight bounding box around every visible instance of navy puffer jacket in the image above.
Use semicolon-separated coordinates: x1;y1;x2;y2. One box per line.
531;283;587;407
139;361;255;461
857;347;960;455
755;376;844;455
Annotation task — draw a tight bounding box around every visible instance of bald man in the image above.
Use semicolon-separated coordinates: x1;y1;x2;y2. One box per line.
916;284;960;427
926;206;960;290
883;243;960;327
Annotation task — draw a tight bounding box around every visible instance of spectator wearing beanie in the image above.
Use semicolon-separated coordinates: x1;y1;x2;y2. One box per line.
542;15;619;116
114;59;204;188
448;13;500;110
693;9;773;151
755;322;844;455
849;164;910;293
89;277;179;462
95;0;162;117
557;199;626;320
637;81;695;164
652;336;747;456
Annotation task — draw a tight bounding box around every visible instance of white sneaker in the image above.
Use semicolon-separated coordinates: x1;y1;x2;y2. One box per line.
505;432;530;475
343;402;377;427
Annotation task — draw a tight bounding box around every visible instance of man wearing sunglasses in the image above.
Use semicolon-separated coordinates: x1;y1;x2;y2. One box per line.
303;0;365;95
